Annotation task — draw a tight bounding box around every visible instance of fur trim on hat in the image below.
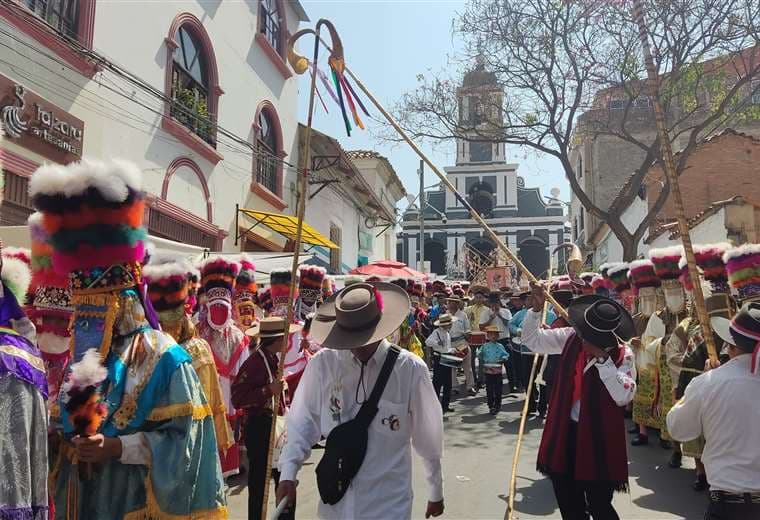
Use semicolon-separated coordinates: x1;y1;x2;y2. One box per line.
30;158;142;202
2;256;32;305
722;243;760;263
2;246;31;266
606;263;629;278
143;260;194;282
649;246;684;281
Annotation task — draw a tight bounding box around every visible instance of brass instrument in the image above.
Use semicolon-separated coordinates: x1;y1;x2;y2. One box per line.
553;242;583;277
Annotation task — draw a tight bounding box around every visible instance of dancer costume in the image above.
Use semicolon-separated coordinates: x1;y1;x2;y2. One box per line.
197;255;248;478
34;159;226;519
233;255;258;330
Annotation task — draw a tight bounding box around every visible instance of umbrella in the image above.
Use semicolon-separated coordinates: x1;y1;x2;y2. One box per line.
349;260;428;280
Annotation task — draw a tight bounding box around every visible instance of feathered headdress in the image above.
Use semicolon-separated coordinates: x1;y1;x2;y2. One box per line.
2;246;31;267
692;243;731;293
298;265;326;304
200;256;240;304
605;263;631;294
257;287;273;314
234;255;258;303
649;246;684;282
322;275;335;300
723;244;760;302
628;259;660;294
270;268;293;316
143;257;194;314
29;159;146;278
1;254;32;307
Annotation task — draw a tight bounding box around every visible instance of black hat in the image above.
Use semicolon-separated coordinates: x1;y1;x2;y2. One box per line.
550;289;574;309
711;302;760;374
567;295;635;351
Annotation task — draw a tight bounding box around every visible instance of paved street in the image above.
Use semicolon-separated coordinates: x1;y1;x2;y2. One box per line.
227;382;708;520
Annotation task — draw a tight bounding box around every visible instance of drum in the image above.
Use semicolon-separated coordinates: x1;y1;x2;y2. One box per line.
454;345;470;358
439;354;464;368
483;363;503;375
467;332;487;345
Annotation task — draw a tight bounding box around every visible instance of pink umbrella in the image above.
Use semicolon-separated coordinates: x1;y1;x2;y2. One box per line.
349;260;428;280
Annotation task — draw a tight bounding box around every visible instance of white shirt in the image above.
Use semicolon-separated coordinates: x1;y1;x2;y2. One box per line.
279;340;444;519
449;310;471;348
479;307;512;340
520;309;637;421
666;354;760;493
426;327;453;354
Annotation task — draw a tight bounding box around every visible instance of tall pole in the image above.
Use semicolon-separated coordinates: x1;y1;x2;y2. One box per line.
631;0;718;362
419;159;425;273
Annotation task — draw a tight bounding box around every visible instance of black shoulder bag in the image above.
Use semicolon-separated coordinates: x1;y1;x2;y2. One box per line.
316;345;401;505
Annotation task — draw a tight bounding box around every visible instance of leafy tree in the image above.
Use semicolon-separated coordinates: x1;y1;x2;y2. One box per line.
390;0;760;260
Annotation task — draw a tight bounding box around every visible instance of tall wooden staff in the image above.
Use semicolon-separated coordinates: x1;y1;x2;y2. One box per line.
259;20;342;519
506;249;554;520
631;0;718;362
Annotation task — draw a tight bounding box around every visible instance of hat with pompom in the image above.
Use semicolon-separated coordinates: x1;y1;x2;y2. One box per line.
723;244;760;303
200;256;241;330
270;268;293;317
628;259;660;294
298;265;326;304
649;246;684;283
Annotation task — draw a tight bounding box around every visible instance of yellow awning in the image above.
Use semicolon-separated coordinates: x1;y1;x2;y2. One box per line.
239;209;340;249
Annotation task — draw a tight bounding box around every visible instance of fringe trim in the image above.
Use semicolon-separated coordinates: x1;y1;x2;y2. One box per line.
123;476;229;520
147;402;212;422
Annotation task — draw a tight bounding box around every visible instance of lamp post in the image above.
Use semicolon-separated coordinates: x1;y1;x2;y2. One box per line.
418;160;425;273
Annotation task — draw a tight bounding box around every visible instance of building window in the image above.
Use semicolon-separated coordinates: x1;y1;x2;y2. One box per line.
171;25;214;146
329;224;342;273
25;0;79;39
579;209;585;232
634;96;651;109
470;141;493;162
259;0;283;56
577;154;583;179
256;110;278;194
609;99;625;110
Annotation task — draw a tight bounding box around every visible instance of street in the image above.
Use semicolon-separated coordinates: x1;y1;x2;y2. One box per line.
226;379;708;520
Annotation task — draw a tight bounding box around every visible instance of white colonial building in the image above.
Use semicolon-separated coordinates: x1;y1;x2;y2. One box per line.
398;63;568;278
0;0;308;251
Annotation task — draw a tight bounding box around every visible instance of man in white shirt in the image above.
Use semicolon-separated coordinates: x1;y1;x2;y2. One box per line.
521;282;637;520
277;282;444;520
447;297;474;394
667;302;760;520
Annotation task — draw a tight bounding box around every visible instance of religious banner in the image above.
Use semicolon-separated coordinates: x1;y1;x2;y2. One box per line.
486;266;510;291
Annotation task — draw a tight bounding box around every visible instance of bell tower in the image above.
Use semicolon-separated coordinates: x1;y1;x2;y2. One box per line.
456;57;505;166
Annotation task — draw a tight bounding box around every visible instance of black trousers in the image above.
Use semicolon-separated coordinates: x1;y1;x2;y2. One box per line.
705;497;760;520
503;339;519;391
245;414;295;520
485;373;503;410
550;423;620;520
538;356;559;416
521;352;539;413
432;356;452;410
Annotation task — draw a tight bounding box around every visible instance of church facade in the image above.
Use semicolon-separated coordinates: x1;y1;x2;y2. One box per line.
397;64;568;279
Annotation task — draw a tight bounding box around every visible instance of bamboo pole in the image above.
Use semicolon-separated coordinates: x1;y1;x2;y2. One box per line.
506;250;554;520
259;21;327;520
631;0;718;362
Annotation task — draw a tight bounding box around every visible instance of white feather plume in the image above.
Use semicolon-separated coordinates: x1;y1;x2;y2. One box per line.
1;256;31;303
648;245;684;260
62;349;107;392
29;158;142;202
722;243;760;263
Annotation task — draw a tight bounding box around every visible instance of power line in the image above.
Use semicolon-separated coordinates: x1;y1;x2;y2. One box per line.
0;16;300;172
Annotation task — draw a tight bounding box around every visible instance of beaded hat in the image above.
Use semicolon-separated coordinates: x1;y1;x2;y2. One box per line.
723;244;760;303
269;268;293;317
628;259;660;295
200;256;241;330
649;246;684;282
298;265;326;304
143;255;196;341
690;243;731;294
233;255;258;329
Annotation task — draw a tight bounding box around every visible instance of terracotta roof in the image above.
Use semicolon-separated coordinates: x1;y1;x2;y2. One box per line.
645;195;760;243
345;150;407;196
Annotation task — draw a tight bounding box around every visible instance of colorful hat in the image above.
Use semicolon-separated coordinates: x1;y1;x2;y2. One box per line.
606;263;631;294
27;212;72;355
30;159;152;361
143;255;196;341
257;288;273;314
232;255;258;329
0;240;32;314
649;246;684;282
591;274;608;296
628;259;660;294
270;268;293;317
186;267;201;316
425;281;434;295
408;280;424;302
200;256;241;330
322;275;335;300
3;246;31;267
723;244;760;303
298;265;326;304
432;280;446;294
580;272;596;284
693;243;731;293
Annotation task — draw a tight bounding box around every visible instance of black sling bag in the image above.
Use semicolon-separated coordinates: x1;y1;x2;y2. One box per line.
316;345;401;505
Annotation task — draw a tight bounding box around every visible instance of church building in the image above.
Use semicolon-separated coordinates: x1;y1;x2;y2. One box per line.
398;63;568;278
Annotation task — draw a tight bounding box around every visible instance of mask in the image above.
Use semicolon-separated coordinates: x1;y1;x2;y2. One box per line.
205;287;233;331
663;282;685;314
637;288;657;317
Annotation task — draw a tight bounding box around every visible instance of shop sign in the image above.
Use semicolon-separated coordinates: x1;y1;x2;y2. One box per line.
0;75;84;163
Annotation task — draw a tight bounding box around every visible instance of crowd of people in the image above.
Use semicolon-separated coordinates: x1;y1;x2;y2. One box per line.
0;156;758;520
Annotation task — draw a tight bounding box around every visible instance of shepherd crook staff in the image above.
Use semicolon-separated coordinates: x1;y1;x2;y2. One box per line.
506;249;555;520
631;0;717;361
259;20;341;519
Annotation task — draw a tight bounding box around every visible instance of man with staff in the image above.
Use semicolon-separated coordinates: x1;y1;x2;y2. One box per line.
522;282;637;519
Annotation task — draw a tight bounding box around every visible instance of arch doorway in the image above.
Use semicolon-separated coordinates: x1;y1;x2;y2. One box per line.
519;237;548;279
424;240;446;275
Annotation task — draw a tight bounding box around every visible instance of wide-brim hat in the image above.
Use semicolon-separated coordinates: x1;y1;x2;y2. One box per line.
245;316;302;338
470;284;489;296
310;282;409;350
711;301;760;353
567;294;635;351
434;313;459;327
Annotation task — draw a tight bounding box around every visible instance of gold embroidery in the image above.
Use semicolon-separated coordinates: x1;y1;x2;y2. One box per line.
0;344;45;371
122;476;229;520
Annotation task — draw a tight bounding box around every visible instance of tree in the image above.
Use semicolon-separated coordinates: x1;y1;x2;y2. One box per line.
390;0;760;260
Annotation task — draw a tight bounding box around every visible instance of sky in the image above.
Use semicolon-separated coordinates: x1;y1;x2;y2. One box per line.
297;0;570;214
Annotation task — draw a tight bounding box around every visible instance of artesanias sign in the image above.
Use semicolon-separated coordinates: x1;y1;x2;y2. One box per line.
0;75;84;163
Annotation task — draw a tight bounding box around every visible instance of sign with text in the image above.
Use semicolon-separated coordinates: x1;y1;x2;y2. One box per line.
0;75;84;163
486;266;511;292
